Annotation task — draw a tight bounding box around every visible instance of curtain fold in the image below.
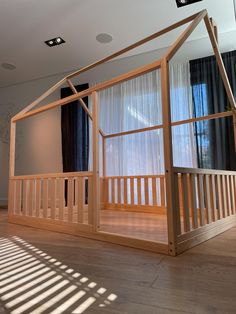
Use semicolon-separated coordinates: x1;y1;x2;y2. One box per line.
61;83;89;172
190;50;236;170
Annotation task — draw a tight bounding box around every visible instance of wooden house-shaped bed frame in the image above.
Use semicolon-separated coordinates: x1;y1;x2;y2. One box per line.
8;10;236;256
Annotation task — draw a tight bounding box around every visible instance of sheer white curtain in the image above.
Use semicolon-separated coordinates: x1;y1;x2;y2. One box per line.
89;62;197;175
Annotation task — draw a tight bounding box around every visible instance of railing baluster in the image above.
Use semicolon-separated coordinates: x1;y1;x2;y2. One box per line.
160;177;165;207
197;174;205;226
117;178;121;204
174;174;181;235
152;177;157;206
144;177;149;205
111;178;115;204
35;179;41;217
221;175;227;218
15;180;22;215
130;178;134;205
67;177;73;222
58;178;64;221
231;175;236;214
123;178;128;204
182;174;190;232
211;175;217;221
216;175;223;220
190;174;198;229
42;179;48;218
205;174;212;224
226;175;232;216
88;176;93;225
137;178;141;205
22;180;28;215
77;177;85;223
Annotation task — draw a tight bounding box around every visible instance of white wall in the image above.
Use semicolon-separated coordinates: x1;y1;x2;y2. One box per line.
0;30;235;204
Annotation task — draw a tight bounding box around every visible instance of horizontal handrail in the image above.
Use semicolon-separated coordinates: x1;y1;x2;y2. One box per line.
10;171;93;180
174;167;236;175
103;174;165;179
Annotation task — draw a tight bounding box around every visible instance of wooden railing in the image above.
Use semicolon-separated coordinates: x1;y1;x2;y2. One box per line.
174;168;236;236
102;175;166;212
8;172;94;225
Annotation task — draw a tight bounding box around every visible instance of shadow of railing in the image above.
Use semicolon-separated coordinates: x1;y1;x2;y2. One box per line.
0;236;117;313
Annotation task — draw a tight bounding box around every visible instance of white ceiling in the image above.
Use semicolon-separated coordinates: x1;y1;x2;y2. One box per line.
0;0;235;87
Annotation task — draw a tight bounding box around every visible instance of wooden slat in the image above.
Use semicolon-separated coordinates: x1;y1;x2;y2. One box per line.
190;174;198;229
174;174;181;236
67;178;73;222
123;178;128;204
22;180;28;215
35;179;41;217
216;175;223;219
160;177;165;207
111;178;115;204
152;177;157;206
58;178;65;221
231;175;236;214
117;178;121;204
144;177;149;205
50;178;57;219
77;177;85;223
205;175;212;224
221;176;227;218
7;180;14;214
100;178;104;204
130;178;134;205
182;174;190;232
197;174;205;227
42;179;48;218
137;178;142;205
103;178;109;204
210;175;217;222
15;180;22;215
226;175;232;216
28;179;35;217
88;176;93;225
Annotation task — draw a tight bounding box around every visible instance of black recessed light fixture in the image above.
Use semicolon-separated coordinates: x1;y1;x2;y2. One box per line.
45;37;65;47
176;0;203;8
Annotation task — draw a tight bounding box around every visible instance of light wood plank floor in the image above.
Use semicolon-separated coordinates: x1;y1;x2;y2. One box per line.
0;209;236;314
100;210;168;243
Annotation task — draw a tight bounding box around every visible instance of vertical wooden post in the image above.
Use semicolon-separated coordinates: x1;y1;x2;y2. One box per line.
161;58;177;256
8;120;16;212
102;137;106;177
92;91;100;229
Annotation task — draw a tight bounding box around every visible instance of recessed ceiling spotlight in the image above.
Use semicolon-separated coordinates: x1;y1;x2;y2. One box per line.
96;33;113;44
1;62;16;70
45;37;65;47
176;0;203;8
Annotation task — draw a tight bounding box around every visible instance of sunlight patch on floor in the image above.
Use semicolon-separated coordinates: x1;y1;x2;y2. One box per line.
0;236;117;313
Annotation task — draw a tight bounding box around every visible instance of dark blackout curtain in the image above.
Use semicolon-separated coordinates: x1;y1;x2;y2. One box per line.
61;83;89;172
190;50;236;170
